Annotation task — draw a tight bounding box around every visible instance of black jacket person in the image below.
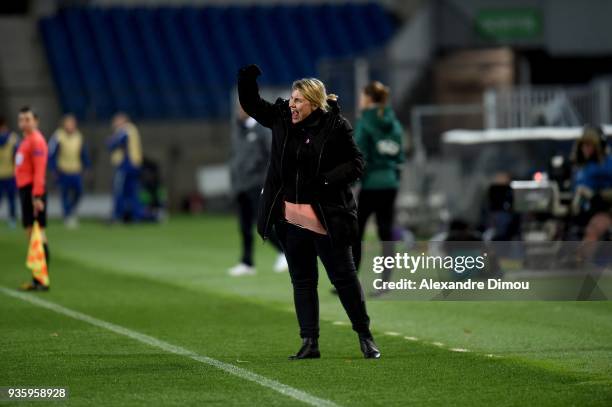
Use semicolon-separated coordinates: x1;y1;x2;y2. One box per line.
237;64;380;359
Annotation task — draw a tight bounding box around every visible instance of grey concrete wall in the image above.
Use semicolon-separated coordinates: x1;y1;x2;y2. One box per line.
0;17;61;131
437;0;612;56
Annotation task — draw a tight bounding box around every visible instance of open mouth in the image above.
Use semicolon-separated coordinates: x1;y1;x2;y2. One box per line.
291;110;299;122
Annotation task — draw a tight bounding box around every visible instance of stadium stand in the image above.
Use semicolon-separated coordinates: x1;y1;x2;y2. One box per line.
39;3;396;121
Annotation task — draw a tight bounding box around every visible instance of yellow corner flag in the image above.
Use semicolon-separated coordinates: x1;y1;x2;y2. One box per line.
26;221;49;287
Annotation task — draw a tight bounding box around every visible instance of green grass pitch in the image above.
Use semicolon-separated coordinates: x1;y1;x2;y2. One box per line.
1;215;612;406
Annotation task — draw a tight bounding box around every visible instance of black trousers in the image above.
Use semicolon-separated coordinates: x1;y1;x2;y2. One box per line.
18;185;47;228
276;221;371;339
236;186;282;266
353;188;397;279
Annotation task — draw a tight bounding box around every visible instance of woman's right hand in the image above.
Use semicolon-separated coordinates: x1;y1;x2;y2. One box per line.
238;64;262;79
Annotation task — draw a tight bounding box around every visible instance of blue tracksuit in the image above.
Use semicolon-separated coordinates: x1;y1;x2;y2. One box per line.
0;131;18;222
48;130;91;218
107;124;143;221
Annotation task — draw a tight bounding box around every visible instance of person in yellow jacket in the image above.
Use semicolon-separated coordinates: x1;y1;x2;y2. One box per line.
49;114;91;228
0;116;20;228
107;113;143;222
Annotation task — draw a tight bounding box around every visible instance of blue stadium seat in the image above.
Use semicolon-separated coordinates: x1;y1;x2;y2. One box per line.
158;7;209;117
180;7;226;117
85;8;139;118
202;7;239;86
131;7;183;118
295;5;334;59
344;4;375;50
269;5;315;79
107;8;159;118
39;3;396;120
61;8;114;119
39;17;88;119
252;6;300;82
364;2;394;43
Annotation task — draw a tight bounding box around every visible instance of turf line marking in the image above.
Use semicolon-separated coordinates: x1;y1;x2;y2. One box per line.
404;336;419;341
0;287;339;407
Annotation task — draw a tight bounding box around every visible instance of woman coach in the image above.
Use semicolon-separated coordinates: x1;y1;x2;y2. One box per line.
237;64;380;359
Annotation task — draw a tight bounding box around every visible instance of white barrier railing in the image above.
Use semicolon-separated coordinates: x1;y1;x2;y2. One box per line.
484;79;612;128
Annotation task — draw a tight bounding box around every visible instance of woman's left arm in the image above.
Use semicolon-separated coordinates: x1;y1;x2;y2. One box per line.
320;118;364;186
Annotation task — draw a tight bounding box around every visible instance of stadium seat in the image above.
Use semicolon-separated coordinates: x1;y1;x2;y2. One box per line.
85;8;140;118
39;3;396;120
62;8;114;119
39;17;88;119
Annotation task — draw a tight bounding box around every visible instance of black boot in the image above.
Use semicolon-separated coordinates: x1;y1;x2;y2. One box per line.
359;336;381;359
289;338;320;360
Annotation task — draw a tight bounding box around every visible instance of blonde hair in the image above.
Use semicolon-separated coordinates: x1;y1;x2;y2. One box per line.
292;78;331;112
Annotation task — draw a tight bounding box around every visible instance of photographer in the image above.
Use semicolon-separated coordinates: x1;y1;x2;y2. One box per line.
570;126;612;252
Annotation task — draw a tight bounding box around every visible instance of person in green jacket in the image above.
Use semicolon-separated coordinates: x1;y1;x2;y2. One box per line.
353;81;405;287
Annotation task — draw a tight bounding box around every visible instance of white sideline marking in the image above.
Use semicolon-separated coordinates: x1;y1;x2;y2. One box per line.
384;331;401;336
450;348;469;353
0;287;339;407
431;342;444;347
404;336;419;341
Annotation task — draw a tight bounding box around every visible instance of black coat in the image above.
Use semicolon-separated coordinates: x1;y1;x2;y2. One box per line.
237;65;364;246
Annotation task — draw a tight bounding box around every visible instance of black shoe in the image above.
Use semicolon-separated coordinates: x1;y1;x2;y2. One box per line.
288;338;320;360
359;337;381;359
19;282;49;292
